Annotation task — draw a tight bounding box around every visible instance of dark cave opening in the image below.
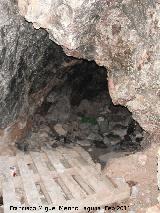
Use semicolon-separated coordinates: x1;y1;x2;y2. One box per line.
18;59;144;163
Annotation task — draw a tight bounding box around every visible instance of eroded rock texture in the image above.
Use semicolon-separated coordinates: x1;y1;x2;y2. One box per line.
18;0;160;134
0;0;76;144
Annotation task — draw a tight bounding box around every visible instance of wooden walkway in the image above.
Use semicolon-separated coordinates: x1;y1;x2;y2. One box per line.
0;146;130;213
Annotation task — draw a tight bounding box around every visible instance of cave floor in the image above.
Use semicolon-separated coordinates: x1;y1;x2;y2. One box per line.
0;145;130;213
0;136;159;213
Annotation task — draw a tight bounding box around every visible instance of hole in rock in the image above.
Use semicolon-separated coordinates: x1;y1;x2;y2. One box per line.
21;60;144;164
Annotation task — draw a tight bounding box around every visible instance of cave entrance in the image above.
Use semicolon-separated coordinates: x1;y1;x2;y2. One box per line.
1;58;146;212
22;59;144;164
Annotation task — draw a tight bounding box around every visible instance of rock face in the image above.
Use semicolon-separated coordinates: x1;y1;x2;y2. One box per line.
18;0;160;134
0;0;76;144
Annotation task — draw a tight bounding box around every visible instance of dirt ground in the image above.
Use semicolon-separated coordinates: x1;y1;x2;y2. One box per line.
101;135;160;212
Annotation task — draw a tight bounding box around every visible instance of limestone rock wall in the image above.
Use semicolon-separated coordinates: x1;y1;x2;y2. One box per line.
18;0;160;134
0;0;75;144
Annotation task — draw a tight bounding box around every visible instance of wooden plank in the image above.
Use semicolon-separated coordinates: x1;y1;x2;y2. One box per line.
13;176;27;205
8;157;27;206
44;149;66;173
54;154;95;196
49;147;114;194
71;174;94;195
44;149;88;199
34;182;50;205
65;185;130;213
66;157;99;192
57;146;99;174
0;157;20;213
33;167;75;180
73;146;93;163
67;157;115;193
37;152;56;172
54;178;73;200
57;147;79;158
16;152;42;206
21;167;52;205
30;152;66;204
59;173;87;200
24;154;38;175
43;149;93;199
